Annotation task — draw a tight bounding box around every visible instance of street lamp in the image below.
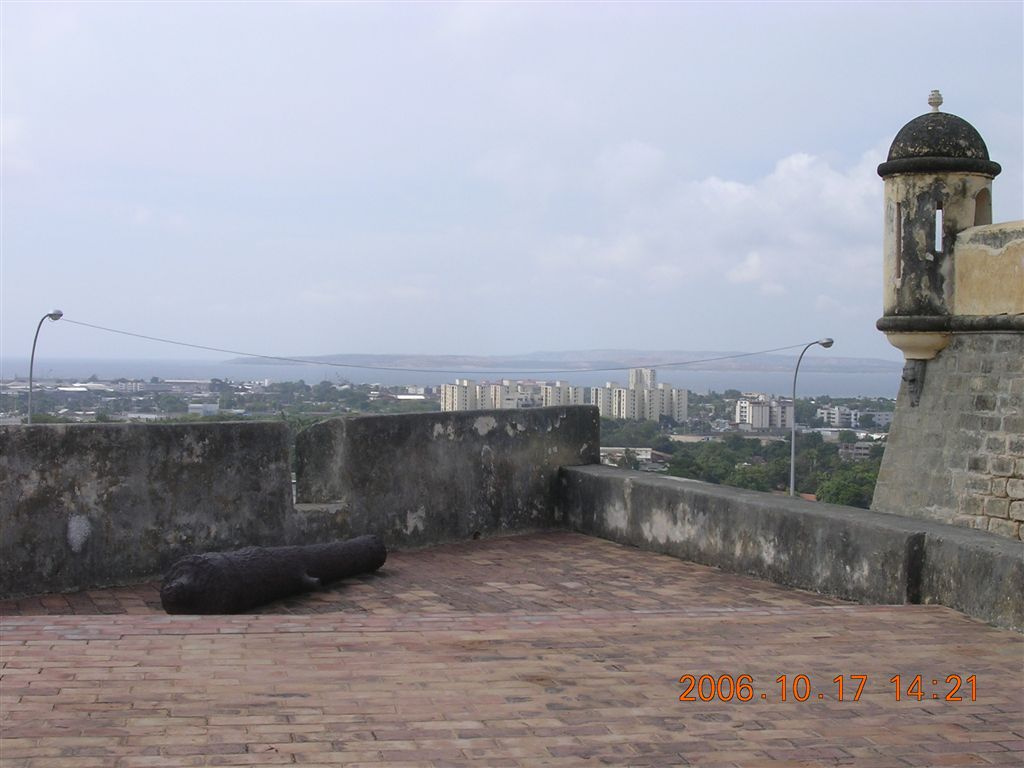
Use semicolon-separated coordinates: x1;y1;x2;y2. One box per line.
790;337;834;497
28;310;63;424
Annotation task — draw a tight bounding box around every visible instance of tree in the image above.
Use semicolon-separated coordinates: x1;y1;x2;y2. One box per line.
651;435;676;454
794;399;820;425
667;451;700;479
725;464;773;492
838;430;858;444
313;381;341;402
817;463;879;508
155;394;187;413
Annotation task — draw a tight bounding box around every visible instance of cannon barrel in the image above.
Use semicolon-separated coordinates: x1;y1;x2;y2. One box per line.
160;535;387;614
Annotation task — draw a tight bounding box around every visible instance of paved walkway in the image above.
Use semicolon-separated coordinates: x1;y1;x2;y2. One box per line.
1;532;1022;766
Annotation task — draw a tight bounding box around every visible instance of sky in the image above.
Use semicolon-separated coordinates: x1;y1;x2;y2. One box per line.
2;1;1021;366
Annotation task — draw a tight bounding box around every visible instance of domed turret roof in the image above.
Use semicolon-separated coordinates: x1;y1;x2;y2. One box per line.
877;91;1001;178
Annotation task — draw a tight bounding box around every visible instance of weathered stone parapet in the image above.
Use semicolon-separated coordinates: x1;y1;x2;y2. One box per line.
0;409;601;598
294;406;600;547
872;333;1024;541
559;465;1024;630
559;465;924;606
919;525;1024;630
0;422;294;598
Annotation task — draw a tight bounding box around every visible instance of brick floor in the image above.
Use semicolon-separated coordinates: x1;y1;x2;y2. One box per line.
1;532;1022;766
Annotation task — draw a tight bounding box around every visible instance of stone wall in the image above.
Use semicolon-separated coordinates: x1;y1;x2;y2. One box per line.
3;407;1019;630
0;422;294;597
872;333;1024;540
0;408;601;598
560;465;1024;630
293;406;600;547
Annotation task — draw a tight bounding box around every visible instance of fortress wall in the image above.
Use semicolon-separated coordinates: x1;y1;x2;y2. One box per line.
872;333;1024;540
2;406;1018;630
291;406;600;547
0;407;600;597
560;465;1024;630
0;421;294;598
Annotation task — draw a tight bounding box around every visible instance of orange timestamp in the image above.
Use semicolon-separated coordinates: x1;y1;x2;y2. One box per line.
678;674;978;703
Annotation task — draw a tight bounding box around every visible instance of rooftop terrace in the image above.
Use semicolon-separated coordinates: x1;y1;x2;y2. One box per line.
2;409;1022;766
2;532;1022;767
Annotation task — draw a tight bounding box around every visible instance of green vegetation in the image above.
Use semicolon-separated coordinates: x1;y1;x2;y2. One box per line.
816;461;880;508
667;432;882;505
21;413;75;424
600;417;884;509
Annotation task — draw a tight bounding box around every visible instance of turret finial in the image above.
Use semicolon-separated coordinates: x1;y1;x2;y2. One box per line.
928;90;943;112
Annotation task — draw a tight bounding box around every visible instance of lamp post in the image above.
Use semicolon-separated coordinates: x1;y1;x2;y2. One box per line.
28;310;63;424
790;337;834;497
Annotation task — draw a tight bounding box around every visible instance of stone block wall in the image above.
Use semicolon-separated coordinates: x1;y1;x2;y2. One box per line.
872;333;1024;540
561;465;1024;630
293;406;600;547
0;422;294;597
0;408;601;597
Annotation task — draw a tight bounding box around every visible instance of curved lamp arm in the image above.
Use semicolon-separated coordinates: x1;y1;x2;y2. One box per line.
28;310;64;424
790;338;834;497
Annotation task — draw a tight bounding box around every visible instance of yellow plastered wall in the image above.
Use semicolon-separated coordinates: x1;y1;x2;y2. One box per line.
952;222;1024;315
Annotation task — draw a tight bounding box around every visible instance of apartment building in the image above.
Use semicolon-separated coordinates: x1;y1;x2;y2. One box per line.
590;386;614;417
441;379;478;412
628;368;656;391
816;406;894;429
442;368;687;424
541;381;586;408
816;405;857;428
735;393;793;431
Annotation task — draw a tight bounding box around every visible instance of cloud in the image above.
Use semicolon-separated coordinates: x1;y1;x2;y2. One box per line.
725;252;763;284
533;145;884;294
595;140;667;195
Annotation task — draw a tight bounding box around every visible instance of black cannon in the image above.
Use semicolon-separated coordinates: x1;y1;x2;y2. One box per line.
160;535;387;614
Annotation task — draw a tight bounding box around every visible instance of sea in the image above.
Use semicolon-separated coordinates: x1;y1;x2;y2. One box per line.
0;357;901;398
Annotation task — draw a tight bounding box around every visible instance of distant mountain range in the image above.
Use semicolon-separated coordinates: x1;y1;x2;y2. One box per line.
229;349;902;374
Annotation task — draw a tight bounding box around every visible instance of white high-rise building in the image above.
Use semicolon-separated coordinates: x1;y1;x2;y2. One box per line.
770;398;795;429
542;381;569;407
735;394;792;430
481;380;518;410
542;382;587;407
587;371;688;423
612;387;637;420
735;398;771;429
815;405;865;428
591;386;614;418
441;379;478;412
653;383;689;423
628;368;656;391
441;367;684;422
569;386;587;406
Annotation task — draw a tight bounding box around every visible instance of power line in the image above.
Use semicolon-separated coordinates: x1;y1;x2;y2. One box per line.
61;317;814;376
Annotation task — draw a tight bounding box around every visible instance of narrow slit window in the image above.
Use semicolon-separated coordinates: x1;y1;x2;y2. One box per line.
935;203;944;253
895;202;902;278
